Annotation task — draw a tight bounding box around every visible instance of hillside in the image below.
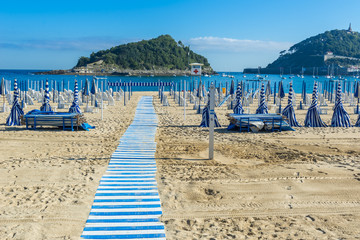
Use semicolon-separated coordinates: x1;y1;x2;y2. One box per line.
244;28;360;75
74;35;214;75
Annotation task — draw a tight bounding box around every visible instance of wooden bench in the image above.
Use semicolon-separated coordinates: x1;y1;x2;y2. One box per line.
228;113;294;132
22;111;84;131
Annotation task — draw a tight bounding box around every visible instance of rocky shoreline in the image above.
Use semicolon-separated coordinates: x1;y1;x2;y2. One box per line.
35;68;216;77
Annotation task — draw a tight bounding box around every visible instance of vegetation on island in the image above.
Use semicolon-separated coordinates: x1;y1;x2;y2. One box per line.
75;35;212;71
267;29;360;69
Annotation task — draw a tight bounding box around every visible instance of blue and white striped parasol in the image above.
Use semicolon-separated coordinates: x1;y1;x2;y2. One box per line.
40;79;52;112
304;82;327;127
69;80;82;114
256;83;268;114
282;82;301;127
233;82;244;114
331;82;351;127
6;79;24;126
200;94;221;127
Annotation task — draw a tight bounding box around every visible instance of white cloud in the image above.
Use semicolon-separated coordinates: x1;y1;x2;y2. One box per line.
188;36;293;52
0;37;138;51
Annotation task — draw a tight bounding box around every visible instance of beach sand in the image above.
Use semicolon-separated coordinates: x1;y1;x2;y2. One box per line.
1;91;360;239
0;93;151;239
153;93;360;239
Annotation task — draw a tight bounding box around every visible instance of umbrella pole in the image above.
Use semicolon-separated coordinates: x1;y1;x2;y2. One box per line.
279;99;282;113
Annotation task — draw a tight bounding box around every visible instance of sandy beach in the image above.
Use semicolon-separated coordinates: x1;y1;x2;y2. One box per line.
1;91;360;239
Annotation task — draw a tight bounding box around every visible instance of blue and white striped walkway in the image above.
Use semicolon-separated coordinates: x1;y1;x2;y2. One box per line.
81;96;166;240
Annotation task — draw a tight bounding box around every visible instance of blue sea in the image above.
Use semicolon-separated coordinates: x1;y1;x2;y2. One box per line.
0;69;358;94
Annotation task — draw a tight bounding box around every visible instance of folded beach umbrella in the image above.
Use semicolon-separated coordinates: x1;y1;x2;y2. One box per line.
233;82;244;114
278;81;285;99
91;78;97;95
197;79;202;98
83;78;90;96
69;80;82;114
282;82;301;127
40;79;52;112
331;82;351;127
256;83;268;114
278;80;285;112
196;80;203;113
199;94;221;127
301;80;306;105
354;81;360;113
6;79;24;126
273;81;277;104
265;81;271;98
304;82;327;127
1;77;8;109
229;79;235;95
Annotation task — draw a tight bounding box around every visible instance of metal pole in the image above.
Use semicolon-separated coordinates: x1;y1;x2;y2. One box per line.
184;80;186;122
101;81;104;120
124;84;126;106
209;83;215;160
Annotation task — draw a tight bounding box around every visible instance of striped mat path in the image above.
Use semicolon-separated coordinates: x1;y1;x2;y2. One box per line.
81;96;166;240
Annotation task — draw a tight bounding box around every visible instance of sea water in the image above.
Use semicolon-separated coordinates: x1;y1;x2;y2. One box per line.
0;69;358;94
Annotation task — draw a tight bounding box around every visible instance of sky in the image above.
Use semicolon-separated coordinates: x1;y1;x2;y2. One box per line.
1;0;360;71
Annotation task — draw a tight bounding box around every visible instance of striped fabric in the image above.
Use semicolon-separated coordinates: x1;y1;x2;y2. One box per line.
233;82;244;114
200;94;221;127
304;82;327;127
40;79;52;112
108;82;172;87
256;83;268;114
6;79;24;126
81;96;166;240
282;82;301;127
331;82;351;127
69;80;82;114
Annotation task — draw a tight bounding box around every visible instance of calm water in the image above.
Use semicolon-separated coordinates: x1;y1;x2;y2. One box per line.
0;69;358;94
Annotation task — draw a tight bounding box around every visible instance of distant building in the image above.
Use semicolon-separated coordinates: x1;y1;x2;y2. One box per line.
324;51;334;61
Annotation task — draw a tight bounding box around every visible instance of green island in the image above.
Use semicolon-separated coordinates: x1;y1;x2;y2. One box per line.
244;26;360;75
37;35;215;76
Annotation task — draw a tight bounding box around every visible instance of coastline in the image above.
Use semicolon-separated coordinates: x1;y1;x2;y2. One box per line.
0;92;360;238
34;68;217;77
